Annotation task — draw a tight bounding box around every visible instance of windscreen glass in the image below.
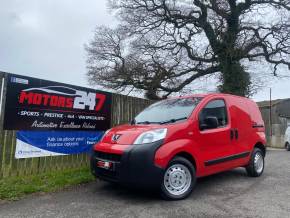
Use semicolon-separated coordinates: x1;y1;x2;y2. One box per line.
135;97;202;124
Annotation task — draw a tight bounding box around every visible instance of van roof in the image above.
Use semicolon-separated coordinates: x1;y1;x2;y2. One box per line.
170;93;251;101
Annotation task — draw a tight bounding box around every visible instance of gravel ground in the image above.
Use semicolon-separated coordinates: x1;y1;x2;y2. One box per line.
0;149;289;218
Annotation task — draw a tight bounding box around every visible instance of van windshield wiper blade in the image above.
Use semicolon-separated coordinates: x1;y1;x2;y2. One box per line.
160;117;188;124
136;121;161;125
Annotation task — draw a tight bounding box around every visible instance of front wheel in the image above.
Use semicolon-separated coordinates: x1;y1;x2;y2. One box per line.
246;148;265;177
161;157;196;200
286;142;290;151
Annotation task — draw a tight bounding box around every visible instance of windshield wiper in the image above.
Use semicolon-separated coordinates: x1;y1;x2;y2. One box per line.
136;121;161;125
160;117;188;125
136;117;188;125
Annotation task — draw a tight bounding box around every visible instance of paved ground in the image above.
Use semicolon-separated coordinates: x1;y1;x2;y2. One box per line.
1;150;290;218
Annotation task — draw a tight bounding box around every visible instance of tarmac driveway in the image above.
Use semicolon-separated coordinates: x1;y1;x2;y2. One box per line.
0;149;290;218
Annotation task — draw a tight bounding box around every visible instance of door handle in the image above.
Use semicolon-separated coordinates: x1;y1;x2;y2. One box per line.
230;129;234;140
235;129;239;140
230;129;238;140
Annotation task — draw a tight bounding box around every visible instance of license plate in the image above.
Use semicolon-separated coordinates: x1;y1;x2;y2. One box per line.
97;160;113;170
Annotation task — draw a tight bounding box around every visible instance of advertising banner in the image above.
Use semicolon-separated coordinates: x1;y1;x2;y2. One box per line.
15;131;103;159
3;73;112;131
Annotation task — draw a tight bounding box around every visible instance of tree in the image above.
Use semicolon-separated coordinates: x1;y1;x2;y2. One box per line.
86;0;290;99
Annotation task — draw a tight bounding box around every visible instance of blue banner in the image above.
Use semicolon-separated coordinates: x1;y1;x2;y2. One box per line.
15;131;104;158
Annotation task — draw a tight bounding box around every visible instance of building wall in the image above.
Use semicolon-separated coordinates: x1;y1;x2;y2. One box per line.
259;103;289;148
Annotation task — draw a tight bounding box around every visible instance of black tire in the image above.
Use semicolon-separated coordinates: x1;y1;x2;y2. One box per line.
161;156;196;200
246;148;265;177
286;142;290;151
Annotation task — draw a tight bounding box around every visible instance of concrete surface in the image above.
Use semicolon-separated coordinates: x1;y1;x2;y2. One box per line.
0;150;290;218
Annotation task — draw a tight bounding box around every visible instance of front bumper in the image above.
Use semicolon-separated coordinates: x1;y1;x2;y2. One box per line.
90;140;164;188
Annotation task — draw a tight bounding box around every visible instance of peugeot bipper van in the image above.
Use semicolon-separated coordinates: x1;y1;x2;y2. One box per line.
91;94;266;200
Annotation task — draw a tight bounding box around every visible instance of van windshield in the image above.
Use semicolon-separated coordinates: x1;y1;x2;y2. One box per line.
134;97;202;124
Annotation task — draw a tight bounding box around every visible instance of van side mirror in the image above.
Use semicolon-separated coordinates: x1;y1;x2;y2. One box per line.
130;119;136;125
200;116;219;130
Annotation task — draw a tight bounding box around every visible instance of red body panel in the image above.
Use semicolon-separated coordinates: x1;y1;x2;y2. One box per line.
93;93;266;178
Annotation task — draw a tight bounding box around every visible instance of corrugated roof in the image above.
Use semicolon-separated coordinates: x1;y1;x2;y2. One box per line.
257;99;289;108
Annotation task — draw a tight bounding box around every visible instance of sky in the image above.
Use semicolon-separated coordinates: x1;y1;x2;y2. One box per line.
0;0;289;102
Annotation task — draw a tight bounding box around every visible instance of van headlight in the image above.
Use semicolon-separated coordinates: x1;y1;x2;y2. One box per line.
100;129;111;142
133;128;167;144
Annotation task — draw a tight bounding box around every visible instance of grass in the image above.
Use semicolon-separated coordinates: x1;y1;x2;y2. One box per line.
0;167;95;201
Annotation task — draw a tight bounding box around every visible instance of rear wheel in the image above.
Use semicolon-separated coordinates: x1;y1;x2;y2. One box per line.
286;142;290;151
161;156;196;200
246;148;265;177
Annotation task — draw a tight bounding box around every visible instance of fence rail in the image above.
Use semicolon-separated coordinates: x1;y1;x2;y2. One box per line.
0;93;152;179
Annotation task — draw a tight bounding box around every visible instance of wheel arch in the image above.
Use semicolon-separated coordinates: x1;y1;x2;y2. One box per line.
174;152;197;171
254;142;266;157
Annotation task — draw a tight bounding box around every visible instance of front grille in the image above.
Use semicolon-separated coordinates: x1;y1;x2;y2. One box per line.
94;151;122;162
92;151;122;182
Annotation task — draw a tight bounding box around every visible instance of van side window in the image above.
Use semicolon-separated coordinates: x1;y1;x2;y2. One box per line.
199;100;228;130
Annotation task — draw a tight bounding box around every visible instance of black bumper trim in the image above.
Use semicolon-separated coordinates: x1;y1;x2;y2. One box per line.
91;140;165;188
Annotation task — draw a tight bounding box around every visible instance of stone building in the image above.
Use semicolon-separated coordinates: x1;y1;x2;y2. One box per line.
257;99;290;148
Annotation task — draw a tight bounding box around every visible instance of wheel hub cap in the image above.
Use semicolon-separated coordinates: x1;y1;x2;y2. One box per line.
254;152;264;174
164;164;191;196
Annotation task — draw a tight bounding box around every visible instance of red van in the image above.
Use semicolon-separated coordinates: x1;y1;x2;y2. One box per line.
91;94;266;200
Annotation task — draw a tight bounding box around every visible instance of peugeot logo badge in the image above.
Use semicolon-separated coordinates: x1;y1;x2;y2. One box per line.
112;134;121;142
